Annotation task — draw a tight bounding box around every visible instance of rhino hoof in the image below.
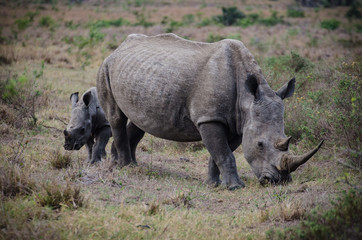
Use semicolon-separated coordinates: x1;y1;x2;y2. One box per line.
206;179;221;188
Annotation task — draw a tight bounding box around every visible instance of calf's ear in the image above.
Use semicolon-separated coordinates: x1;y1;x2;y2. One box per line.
276;78;295;99
70;92;79;108
245;74;260;100
82;91;92;107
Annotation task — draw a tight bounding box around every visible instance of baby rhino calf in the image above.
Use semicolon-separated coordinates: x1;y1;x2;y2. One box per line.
63;87;111;163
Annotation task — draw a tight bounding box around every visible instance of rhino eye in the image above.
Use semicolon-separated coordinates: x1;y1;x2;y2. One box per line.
257;141;264;150
80;127;85;134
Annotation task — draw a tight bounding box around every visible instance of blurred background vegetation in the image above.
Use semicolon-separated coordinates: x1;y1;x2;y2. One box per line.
0;0;361;239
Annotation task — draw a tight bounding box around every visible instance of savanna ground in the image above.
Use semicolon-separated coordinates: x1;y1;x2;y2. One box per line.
0;0;361;239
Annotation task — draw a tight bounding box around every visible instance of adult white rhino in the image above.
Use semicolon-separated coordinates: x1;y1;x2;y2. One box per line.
97;33;323;189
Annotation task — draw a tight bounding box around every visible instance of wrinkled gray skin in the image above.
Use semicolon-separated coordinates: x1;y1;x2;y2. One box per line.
97;33;323;189
63;87;111;164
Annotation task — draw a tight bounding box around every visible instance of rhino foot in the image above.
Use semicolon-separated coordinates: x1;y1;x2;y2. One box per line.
206;178;221;188
221;175;245;190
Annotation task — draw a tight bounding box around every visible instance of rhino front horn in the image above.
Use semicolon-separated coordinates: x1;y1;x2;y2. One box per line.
278;140;324;173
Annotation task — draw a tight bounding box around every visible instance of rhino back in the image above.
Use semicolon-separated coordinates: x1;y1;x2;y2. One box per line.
105;34;262;141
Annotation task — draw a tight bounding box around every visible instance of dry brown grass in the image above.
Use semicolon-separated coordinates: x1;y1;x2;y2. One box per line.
0;0;361;239
50;149;72;169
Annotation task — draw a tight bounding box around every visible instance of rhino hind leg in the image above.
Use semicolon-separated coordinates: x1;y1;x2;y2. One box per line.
199;122;245;190
127;122;145;164
90;126;112;164
110;123;144;165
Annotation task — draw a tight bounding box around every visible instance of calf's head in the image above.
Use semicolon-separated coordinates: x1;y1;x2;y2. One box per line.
63;91;93;151
241;75;323;185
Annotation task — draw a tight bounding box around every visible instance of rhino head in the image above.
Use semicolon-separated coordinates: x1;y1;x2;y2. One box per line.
63;91;93;151
241;75;323;185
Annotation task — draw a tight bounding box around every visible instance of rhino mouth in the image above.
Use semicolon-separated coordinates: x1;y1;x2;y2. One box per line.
64;143;82;151
258;167;292;186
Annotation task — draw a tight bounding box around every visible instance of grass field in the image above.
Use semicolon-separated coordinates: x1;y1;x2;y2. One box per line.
0;0;361;239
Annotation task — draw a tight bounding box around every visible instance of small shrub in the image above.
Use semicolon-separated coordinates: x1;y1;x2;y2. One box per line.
206;33;225;43
259;11;284;26
0;164;35;198
355;23;362;33
88;25;104;43
345;3;362;19
15;18;32;31
162;191;193;209
133;10;154;28
214;6;245;26
197;17;213;27
64;20;80;29
0;62;46;128
0;138;35;198
290;51;313;73
39;16;55;28
330;61;361;157
182;14;195;25
92;17;129;28
50;149;72;169
320;19;340;30
37;182;84;210
266;189;362;240
145;202;160;216
287;8;305;18
237;13;259;28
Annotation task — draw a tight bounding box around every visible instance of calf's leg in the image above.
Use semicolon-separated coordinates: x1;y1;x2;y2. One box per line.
86;138;94;163
91;126;112;164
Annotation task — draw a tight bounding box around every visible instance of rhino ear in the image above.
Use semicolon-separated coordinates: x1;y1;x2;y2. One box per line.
70;92;79;108
245;74;260;100
82;91;92;107
276;78;295;100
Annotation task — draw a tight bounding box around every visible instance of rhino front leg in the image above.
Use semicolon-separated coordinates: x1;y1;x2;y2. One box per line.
207;157;221;187
207;135;242;187
90;126;112;164
86;138;94;163
199;122;245;190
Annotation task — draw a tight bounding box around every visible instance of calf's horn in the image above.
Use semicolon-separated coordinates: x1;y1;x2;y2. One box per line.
279;140;324;173
274;136;292;151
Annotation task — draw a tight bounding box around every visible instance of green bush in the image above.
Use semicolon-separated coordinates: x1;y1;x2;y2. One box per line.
266;189;362;240
15;18;32;30
259;11;284;26
345;3;362;19
356;23;362;33
287;8;305;18
133;10;154;28
39;16;55;28
0;62;45;128
330;61;361;156
214;6;245;26
197;17;213;27
237;13;259;28
206;33;225;43
92;17;129;28
320;19;340;30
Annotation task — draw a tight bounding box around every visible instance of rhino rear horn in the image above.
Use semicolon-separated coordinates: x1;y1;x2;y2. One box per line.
70;92;79;108
274;136;292;151
279;140;324;173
